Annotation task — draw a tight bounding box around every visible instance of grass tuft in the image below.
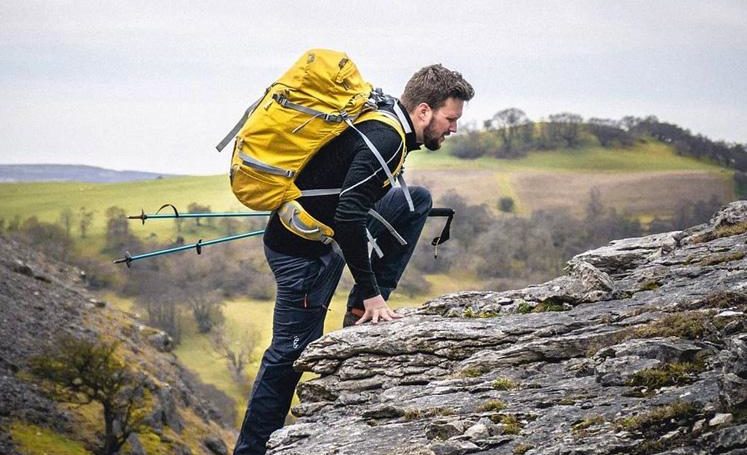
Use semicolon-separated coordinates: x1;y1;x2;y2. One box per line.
513;443;533;455
478;399;507;412
9;421;90;455
403;407;455;421
626;361;705;390
616;401;698;433
492;377;518;391
572;415;606;435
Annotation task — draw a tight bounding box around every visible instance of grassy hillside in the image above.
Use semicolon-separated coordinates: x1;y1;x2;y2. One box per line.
0;140;732;238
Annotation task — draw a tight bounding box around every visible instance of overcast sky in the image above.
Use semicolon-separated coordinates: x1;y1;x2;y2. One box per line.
1;1;746;175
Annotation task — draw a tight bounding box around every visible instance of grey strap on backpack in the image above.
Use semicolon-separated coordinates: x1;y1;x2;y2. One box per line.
216;97;262;152
368;209;407;246
345;118;415;213
366;228;384;259
299;188;342;197
273;94;345;123
238;151;295;178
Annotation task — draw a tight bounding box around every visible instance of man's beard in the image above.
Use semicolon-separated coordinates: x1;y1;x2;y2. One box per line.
423;119;443;151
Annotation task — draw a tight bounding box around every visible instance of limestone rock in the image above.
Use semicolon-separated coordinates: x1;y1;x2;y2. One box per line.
264;201;747;455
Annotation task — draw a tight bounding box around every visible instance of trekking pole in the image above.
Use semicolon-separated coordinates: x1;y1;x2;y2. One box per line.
113;229;265;267
129;204;271;225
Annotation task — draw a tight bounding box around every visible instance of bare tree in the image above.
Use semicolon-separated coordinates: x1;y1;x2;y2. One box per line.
211;327;261;383
218;217;240;236
187;202;212;227
104;206;134;254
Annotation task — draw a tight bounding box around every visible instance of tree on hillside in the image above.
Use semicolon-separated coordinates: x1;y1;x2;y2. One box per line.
19;217;74;261
29;335;147;455
58;208;75;237
211;327;260;384
498;197;515;213
218;216;240;236
486;108;531;157
672;195;723;229
174;216;184;233
104;206;141;255
187;202;212;227
78;207;94;239
448;123;489;159
548;112;583;148
584;188;642;246
585;187;605;224
587;118;634;147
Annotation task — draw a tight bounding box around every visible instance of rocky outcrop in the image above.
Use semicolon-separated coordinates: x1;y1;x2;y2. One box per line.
270;201;747;455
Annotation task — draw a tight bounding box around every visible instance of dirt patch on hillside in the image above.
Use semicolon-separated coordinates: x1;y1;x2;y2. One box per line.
513;170;734;217
408;169;505;207
408;169;734;218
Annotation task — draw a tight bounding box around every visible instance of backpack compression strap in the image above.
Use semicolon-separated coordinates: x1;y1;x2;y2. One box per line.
216;95;264;152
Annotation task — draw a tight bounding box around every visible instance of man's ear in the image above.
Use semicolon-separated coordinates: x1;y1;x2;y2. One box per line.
416;102;432;122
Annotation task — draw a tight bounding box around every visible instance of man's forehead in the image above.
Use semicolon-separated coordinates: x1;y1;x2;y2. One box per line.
436;97;464;115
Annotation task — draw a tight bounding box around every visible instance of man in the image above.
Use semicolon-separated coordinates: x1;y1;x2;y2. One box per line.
234;64;474;455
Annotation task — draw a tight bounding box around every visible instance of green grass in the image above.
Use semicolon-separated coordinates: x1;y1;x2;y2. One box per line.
0;175;245;256
172;298;276;426
10;421;91;455
409;141;726;173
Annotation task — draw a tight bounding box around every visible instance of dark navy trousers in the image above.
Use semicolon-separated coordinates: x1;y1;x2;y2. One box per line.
233;186;432;455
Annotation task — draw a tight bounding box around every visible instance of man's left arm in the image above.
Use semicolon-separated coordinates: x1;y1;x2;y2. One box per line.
334;123;404;324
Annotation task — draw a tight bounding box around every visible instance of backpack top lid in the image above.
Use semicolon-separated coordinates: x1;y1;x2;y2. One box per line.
275;49;373;109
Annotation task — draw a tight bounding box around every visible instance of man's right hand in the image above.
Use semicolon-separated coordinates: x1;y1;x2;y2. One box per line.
356;294;403;325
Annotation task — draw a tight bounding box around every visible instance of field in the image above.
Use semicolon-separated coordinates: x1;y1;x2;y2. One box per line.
407;141;734;217
0;141;733;243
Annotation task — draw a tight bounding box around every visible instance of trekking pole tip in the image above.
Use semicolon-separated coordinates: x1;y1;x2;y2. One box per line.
113;252;133;268
127;209;147;225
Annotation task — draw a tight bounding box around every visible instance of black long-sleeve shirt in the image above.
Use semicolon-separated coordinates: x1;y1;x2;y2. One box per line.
263;100;419;299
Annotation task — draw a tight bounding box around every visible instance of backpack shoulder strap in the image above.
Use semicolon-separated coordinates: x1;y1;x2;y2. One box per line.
351;109;414;211
353;109;407;177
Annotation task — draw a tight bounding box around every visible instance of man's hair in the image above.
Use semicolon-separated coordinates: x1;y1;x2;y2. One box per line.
400;64;475;112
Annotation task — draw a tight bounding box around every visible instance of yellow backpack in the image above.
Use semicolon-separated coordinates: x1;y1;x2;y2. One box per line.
216;49;411;244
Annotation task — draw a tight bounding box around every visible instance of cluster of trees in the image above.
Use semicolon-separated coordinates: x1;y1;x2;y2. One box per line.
449;108;747;175
405;190;723;291
2;190;727;304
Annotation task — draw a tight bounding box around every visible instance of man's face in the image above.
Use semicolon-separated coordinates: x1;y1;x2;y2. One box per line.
422;97;464;151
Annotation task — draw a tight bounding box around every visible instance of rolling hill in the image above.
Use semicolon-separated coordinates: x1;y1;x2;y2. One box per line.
0;141;735;249
0;164;179;183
